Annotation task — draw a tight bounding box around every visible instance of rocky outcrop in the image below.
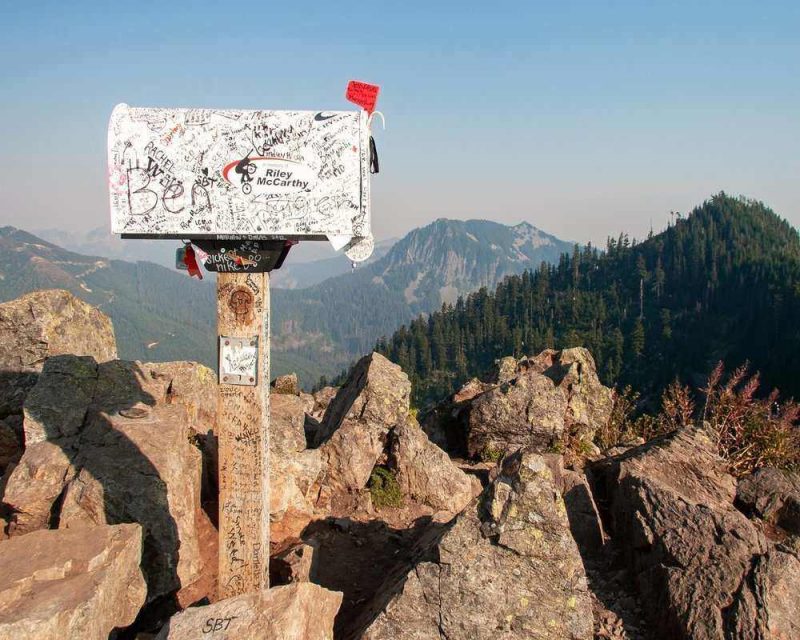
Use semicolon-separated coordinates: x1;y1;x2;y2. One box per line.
388;418;476;514
737;466;800;535
0;290;118;452
270;394;324;550
2;356;216;604
155;582;342;640
424;347;613;459
315;354;411;493
272;372;301;395
0;420;20;473
270;354;475;548
0;290;117;374
590;427;800;639
0;523;146;639
310;353;475;520
361;449;593;640
315;353;408;493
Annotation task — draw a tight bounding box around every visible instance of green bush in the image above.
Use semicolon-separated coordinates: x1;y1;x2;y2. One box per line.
479;443;504;463
368;466;404;509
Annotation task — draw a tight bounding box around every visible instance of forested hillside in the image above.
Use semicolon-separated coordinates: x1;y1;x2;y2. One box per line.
377;194;800;407
1;219;570;384
0;227;217;364
272;219;570;381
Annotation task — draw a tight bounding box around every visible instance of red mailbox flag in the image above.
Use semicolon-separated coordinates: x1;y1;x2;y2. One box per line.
346;81;380;114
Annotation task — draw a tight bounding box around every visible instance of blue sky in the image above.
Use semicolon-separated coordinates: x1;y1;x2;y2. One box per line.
1;0;798;249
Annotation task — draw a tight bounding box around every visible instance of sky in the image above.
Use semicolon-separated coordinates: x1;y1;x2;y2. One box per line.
1;0;798;255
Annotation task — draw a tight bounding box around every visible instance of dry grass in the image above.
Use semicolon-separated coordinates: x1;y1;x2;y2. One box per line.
600;362;800;476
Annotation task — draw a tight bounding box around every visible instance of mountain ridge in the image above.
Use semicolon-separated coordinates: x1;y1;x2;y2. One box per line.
0;217;571;384
376;193;800;407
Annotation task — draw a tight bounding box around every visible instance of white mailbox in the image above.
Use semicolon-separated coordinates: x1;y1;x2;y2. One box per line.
107;104;373;259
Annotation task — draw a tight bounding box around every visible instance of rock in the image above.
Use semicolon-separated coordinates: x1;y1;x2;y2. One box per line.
388;418;476;515
146;361;217;430
428;348;613;459
2;440;77;534
527;347;613;440
311;386;338;421
0;289;117;374
730;538;800;638
467;369;567;458
155;582;342;640
272;393;309;456
0;290;117;422
0;420;20;473
22;355;98;445
0;523;146;639
544;454;606;554
2;356;215;604
272;372;301;395
316;353;410;492
492;355;518;384
590;427;798;639
270;540;318;584
737;466;800;535
269;393;325;550
361;449;593;640
299;391;315;414
0;374;37;425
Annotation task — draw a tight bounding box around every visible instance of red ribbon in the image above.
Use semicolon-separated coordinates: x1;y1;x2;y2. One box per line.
183;244;203;279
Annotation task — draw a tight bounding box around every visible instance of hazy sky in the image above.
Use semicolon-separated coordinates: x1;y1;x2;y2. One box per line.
1;0;798;253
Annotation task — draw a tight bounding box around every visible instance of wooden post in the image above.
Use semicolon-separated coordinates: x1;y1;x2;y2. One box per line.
216;272;270;597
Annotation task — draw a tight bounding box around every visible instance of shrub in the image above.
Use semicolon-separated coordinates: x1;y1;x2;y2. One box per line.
479;443;504;463
599;363;800;476
368;466;404;509
701;362;800;476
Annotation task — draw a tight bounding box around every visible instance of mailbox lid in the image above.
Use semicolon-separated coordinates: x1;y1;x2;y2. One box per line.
108;104;370;240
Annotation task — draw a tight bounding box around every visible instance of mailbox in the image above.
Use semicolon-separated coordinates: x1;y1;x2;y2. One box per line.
107;104;373;260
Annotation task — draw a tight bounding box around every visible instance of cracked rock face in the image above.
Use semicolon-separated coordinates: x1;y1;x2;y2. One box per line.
155;582;342;640
0;290;117;438
590;428;800;640
0;523;146;640
361;449;593;640
1;356;216;604
737;466;800;535
424;347;613;459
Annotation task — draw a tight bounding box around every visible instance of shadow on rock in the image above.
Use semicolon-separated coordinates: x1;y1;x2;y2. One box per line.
289;516;451;640
0;356;185;636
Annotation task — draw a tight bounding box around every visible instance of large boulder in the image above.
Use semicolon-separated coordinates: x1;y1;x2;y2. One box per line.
0;523;146;640
0;420;20;474
388;418;476;515
0;290;117;422
425;348;613;459
467;370;567;458
270;394;324;551
361;449;593;640
272;372;301;396
2;356;216;604
736;466;800;535
155;582;342;640
590;427;800;639
0;289;117;374
526;348;613;440
316;353;411;492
